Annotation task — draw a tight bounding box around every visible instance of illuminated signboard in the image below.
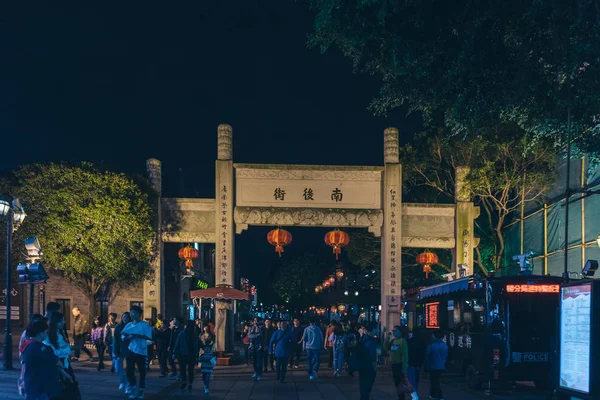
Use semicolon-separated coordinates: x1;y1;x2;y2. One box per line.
196;280;209;289
425;302;439;329
559;284;591;394
506;284;559;293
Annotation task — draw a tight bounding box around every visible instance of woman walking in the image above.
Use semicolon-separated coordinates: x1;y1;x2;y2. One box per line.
45;312;81;399
269;321;292;383
113;312;131;391
174;320;200;392
329;322;347;377
91;316;106;370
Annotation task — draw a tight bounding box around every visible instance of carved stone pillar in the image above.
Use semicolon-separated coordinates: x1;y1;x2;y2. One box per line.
144;158;165;317
215;124;234;352
454;166;479;276
381;127;402;335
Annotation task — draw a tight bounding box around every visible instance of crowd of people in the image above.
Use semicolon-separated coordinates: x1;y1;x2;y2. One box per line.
17;303;218;399
240;317;449;400
17;303;449;400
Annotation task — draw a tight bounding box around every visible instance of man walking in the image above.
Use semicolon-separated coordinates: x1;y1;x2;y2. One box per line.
299;318;323;380
289;318;304;369
262;319;275;373
113;312;131;391
154;314;170;377
122;305;153;399
357;322;378;400
168;317;183;379
426;330;448;400
248;317;264;381
72;307;93;361
104;313;118;373
385;326;409;399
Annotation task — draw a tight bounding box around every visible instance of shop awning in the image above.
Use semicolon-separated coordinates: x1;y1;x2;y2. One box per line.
419;277;471;299
190;287;250;301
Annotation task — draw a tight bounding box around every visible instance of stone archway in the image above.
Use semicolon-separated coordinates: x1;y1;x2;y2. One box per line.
146;124;479;352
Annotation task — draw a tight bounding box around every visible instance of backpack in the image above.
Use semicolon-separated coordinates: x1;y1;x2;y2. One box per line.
91;327;104;346
334;335;346;353
346;332;358;349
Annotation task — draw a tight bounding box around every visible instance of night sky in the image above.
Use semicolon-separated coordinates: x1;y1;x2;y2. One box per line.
2;2;421;298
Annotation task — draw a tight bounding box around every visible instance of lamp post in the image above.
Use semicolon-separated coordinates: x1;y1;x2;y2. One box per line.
1;196;26;370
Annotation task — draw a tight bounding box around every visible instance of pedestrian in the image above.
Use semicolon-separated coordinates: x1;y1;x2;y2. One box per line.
121;305;153;399
269;320;292;383
21;320;69;400
145;318;156;370
18;313;45;396
357;322;378;400
425;330;448;400
289;318;304;369
198;341;216;394
384;326;409;399
329;322;347;377
345;322;360;377
154;314;170;377
248;317;264;381
91;316;106;370
167;317;183;379
325;320;336;368
113;312;131;391
174;320;200;392
406;330;425;400
104;313;118;373
262;318;275;373
45;312;81;400
241;324;251;365
71;307;93;361
299;318;323;381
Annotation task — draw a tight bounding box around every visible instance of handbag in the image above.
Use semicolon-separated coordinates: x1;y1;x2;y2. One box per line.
60;377;82;400
397;377;414;394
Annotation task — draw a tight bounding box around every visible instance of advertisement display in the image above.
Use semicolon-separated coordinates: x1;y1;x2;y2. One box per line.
559;283;592;394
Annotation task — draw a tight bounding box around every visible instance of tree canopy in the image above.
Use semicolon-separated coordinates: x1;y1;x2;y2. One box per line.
6;163;156;313
308;0;600;155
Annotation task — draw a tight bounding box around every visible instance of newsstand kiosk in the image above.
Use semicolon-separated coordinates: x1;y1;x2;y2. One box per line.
557;279;599;400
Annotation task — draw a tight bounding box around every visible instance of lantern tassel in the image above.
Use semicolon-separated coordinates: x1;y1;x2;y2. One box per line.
334;246;341;260
275;244;283;257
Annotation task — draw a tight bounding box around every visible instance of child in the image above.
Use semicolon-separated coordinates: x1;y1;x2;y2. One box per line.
198;343;217;394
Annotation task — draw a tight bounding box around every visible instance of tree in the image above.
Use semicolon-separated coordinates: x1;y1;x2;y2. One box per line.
400;127;556;271
308;0;600;157
345;230;451;289
271;252;330;308
7;163;156;318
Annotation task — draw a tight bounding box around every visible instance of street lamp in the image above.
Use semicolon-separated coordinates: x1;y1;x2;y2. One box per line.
1;196;26;370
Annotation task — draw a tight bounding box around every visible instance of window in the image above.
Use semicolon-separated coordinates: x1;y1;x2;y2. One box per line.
55;299;71;331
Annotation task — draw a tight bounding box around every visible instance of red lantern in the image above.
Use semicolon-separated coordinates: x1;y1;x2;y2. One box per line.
178;245;200;268
323;280;331;288
335;268;344;281
267;228;292;256
324;229;350;260
416;251;439;278
328;275;336;284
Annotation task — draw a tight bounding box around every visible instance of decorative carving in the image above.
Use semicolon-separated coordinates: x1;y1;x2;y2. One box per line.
234;206;383;229
384;127;399;164
217;124;233;160
402;236;455;249
162;231;216;243
235;166;382;181
146;158;162;195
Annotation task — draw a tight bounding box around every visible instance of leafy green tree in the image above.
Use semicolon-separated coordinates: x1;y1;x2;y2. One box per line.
308;0;600;156
401;127;556;271
7;163;156;318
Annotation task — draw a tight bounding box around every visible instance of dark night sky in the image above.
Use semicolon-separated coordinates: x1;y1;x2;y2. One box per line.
2;2;421;298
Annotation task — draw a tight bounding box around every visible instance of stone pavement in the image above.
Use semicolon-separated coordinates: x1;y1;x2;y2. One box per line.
0;359;550;400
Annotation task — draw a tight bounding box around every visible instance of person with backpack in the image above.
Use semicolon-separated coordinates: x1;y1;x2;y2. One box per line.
269;320;293;383
91;316;106;371
425;330;449;400
174;320;200;392
357;322;378;400
385;326;409;399
328;322;347;377
345;322;360;377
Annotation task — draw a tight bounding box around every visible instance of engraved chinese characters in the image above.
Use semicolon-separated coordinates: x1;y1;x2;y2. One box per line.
272;187;343;202
219;185;230;284
387;188;400;299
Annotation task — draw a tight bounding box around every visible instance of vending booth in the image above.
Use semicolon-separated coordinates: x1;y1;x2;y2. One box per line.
557;280;599;400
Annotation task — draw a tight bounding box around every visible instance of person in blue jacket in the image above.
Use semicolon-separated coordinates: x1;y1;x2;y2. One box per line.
269;320;293;383
357;321;379;400
425;329;449;400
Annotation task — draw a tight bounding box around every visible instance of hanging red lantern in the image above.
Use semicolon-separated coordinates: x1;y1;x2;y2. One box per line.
328;275;336;284
323;280;331;288
335;268;344;281
416;251;439;278
324;229;350;259
178;245;200;268
267;228;292;256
